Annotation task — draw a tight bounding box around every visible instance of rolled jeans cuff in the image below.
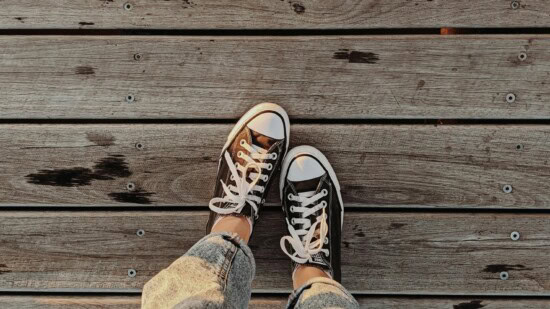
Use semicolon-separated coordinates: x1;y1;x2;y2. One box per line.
286;277;359;309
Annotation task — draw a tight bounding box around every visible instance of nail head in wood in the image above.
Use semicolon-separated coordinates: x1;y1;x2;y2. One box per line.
503;184;513;194
510;1;520;9
126;182;136;191
136;229;145;237
133;53;143;61
124;3;133;10
518;52;527;61
506;93;516;103
510;231;520;241
128;269;137;277
500;271;509;280
126;95;135;103
135;142;144;150
516;144;524;151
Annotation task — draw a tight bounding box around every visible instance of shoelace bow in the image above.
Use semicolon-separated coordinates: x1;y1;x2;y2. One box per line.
209;139;276;219
280;189;329;264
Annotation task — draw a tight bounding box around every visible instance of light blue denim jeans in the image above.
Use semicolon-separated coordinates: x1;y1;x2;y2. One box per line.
142;232;359;309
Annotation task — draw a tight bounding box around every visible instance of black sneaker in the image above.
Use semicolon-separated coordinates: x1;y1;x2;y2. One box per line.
279;146;344;282
206;103;290;234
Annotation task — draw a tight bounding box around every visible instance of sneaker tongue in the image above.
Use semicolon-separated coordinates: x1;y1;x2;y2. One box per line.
250;143;263;153
250;129;277;150
290;176;324;194
309;253;328;266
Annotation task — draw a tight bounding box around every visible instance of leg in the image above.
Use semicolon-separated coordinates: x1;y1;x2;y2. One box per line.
287;277;359;309
142;231;255;309
143;103;290;308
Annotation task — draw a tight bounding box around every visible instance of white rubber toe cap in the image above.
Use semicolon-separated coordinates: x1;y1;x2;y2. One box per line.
287;155;325;182
246;112;285;140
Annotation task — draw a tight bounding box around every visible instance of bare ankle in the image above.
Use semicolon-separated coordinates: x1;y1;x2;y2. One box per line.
292;265;331;289
210;216;251;244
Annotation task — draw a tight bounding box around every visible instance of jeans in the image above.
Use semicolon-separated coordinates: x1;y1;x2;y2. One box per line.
142;232;359;309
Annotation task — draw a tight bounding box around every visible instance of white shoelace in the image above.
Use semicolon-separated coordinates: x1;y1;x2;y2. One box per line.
209;139;276;218
280;189;329;264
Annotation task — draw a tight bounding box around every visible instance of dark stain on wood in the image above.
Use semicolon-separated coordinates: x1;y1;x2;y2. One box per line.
453;300;485;309
86;132;115;146
25;155;131;187
15;17;26;23
78;22;95;26
389;223;407;230
92;155;131;179
26;167;97;187
289;1;305;14
355;231;365;237
108;190;154;204
182;0;196;8
417;80;425;90
359;153;367;164
75;66;95;75
333;49;379;64
0;264;10;274
482;264;532;273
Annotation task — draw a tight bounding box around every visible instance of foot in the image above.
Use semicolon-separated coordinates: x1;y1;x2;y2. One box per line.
206;103;290;237
279;146;344;282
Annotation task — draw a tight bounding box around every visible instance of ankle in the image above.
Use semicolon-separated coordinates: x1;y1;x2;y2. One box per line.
210;216;252;244
292;265;331;289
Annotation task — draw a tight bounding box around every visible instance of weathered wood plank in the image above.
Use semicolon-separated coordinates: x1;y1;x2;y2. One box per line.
1;0;549;29
2;295;550;309
1;35;550;119
1;124;549;208
0;211;549;294
0;295;141;309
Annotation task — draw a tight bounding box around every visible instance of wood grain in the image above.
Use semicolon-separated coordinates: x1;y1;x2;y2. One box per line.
2;295;550;308
1;0;549;29
1;124;550;208
0;211;549;294
2;35;550;119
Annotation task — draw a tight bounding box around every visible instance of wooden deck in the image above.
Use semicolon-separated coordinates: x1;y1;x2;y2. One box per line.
1;1;550;308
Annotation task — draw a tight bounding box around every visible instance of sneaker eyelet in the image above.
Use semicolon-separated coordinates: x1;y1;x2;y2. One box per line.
324;237;329;244
237;151;243;158
267;163;273;170
288;193;294;201
230;175;235;181
325;251;330;257
262;175;268;182
321;189;328;196
322;201;327;207
271;153;278;160
290;206;295;213
291;218;296;225
240;139;246;146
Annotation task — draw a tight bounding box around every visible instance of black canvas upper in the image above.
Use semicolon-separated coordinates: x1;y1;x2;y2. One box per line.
281;155;342;282
206;115;287;234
